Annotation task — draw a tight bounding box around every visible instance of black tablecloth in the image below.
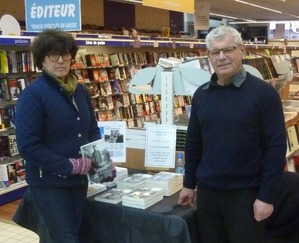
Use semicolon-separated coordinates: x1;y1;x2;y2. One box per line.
12;171;299;243
12;188;199;243
80;192;199;243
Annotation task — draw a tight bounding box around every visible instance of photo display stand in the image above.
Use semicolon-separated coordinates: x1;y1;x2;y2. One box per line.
129;57;212;125
129;58;211;170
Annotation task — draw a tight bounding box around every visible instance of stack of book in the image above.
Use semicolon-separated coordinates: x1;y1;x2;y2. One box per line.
122;187;164;209
94;187;133;204
117;173;152;189
146;171;183;196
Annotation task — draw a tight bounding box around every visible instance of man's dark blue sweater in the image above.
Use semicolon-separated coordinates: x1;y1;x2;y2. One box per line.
184;67;287;203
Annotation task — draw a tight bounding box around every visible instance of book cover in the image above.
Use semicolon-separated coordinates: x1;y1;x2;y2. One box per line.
102;54;110;67
8;79;21;100
0;135;9;158
74;69;84;83
100;69;109;82
95;188;133;204
95;54;102;67
81;69;90;83
122;187;163;203
100;82;112;96
119;80;129;93
84;54;97;67
0;107;12;129
122;187;164;209
117;173;152;189
110;53;120;66
287;125;299;152
0;159;26;187
0;78;11;101
8;134;18;156
17;78;27;91
146;171;183;196
111;80;122;94
0;50;9;74
87;183;107;198
121;93;130;107
122;194;163;209
92;70;100;82
72;54;86;69
80;139;116;184
7;50;18;73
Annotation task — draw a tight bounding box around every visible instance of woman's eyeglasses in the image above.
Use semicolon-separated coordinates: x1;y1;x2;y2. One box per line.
208;46;237;58
47;52;72;62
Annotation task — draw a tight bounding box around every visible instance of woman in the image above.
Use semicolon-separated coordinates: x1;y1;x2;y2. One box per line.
15;29;100;242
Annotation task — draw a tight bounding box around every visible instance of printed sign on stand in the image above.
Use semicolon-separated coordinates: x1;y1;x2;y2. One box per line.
145;124;177;168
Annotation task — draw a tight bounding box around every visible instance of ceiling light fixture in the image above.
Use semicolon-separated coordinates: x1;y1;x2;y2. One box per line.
234;0;282;13
234;0;299;19
210;12;256;23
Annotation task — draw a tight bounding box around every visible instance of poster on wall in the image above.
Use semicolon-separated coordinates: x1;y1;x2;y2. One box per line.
25;0;81;32
143;0;194;14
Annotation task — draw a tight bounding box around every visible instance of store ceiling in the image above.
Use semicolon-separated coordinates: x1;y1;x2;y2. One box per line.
119;0;299;22
210;0;299;22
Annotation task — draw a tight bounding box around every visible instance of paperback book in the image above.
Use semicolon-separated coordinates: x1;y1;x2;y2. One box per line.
94;187;133;204
146;171;183;196
80;139;116;185
87;183;107;198
117;173;152;189
122;187;163;209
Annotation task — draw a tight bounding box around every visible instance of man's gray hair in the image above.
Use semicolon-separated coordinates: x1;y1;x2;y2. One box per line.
205;25;243;50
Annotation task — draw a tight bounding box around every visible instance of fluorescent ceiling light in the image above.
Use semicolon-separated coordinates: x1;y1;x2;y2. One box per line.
124;0;142;3
234;0;282;13
234;0;299;19
210;12;256;23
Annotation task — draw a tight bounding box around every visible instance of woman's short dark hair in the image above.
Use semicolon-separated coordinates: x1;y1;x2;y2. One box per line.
32;29;78;69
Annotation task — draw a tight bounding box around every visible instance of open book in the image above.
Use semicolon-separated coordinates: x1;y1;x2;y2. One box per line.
80;139;116;185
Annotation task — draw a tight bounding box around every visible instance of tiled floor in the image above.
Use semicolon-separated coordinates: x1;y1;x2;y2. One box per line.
0;220;39;243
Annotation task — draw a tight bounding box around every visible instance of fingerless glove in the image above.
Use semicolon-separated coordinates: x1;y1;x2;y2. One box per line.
69;157;92;175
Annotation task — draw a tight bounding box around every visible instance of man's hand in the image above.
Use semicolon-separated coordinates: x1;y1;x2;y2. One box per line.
177;187;196;206
253;199;274;221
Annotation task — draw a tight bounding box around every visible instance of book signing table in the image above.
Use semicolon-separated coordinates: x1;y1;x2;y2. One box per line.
80;192;199;243
12;171;299;243
13;188;199;243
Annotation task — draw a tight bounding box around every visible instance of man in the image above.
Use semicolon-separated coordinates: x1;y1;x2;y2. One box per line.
92;145;102;166
177;25;287;243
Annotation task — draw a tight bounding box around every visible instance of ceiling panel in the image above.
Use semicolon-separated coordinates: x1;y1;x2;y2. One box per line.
209;0;299;21
118;0;299;22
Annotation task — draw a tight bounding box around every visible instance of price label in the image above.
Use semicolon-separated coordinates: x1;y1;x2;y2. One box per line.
133;40;141;48
172;40;176;49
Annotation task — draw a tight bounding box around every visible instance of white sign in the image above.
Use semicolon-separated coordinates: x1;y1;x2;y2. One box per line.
145;124;177;168
194;0;210;30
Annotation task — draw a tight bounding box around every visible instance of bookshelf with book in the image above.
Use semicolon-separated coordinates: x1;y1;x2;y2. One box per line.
0;36;41;205
73;46;195;128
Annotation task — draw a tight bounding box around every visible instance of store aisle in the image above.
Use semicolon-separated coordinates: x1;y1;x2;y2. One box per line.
0;220;39;243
